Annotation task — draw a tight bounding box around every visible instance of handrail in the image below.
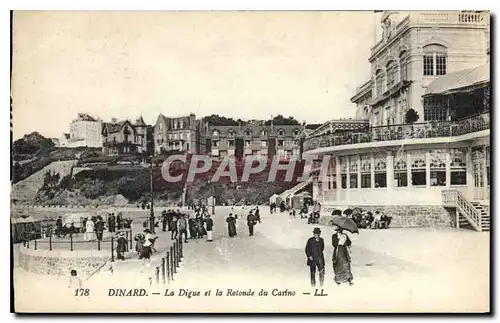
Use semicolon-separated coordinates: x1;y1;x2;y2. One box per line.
442;189;482;231
280;178;312;199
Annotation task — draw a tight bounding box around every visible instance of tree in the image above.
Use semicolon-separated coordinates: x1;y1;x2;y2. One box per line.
264;115;301;126
203;115;239;126
405;108;420;124
13;132;55;157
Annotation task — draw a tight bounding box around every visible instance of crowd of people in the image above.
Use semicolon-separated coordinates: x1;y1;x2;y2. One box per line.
52;212;133;241
345;210;392;229
158;206;214;243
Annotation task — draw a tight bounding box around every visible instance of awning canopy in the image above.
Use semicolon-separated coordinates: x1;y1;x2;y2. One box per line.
424;63;490;97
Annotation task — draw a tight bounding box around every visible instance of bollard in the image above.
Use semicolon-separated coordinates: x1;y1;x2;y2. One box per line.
176;242;180;268
111;237;115;262
49;234;52;251
156;267;160;285
179;238;183;259
166;252;171;282
170;246;176;275
161;258;166;284
173;242;179;269
70;234;73;251
34;235;37;250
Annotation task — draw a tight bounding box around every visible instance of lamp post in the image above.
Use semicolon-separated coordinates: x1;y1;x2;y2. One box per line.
211;181;215;215
149;153;155;233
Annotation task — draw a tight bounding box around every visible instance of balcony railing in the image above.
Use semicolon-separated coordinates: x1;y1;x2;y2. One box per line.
304;111;489;152
371;12;487;56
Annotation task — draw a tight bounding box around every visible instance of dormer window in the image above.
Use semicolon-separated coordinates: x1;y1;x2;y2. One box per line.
228;130;234;137
261;130;267;136
278;129;285;136
245;129;251;136
293;129;299;136
212;130;219;136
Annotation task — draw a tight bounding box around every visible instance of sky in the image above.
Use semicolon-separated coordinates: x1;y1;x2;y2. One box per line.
12;11;383;139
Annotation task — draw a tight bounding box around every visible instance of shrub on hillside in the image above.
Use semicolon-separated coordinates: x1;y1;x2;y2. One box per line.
80;178;106;199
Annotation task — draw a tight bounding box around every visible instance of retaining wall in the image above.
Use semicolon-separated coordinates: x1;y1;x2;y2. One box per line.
320;204;452;228
18;245;109;277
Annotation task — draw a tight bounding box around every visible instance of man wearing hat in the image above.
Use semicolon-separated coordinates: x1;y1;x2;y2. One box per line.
247;210;256;237
305;227;325;287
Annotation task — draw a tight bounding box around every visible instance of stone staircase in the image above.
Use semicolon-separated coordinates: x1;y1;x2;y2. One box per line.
11;160;78;204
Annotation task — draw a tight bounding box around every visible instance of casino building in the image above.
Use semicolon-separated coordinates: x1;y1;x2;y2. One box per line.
301;11;490;231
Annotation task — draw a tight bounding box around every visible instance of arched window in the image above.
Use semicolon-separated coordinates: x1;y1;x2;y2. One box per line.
261;129;267;136
399;50;409;81
375;69;385;97
386;60;397;89
423;44;448;76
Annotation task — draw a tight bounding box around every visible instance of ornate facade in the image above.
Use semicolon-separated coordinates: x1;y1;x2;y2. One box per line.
302;11;490;231
351;11;489;126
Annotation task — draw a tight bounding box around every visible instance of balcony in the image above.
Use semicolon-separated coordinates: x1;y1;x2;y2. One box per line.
304;111;489;152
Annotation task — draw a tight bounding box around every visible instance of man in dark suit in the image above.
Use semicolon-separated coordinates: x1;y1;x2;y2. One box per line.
247;211;256;236
305;227;325;287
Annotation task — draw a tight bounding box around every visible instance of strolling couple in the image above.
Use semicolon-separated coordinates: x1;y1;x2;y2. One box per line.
305;227;353;287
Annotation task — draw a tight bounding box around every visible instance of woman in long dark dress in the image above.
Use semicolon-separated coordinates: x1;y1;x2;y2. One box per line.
226;214;237;237
332;225;354;285
196;216;206;238
188;216;197;239
116;232;128;260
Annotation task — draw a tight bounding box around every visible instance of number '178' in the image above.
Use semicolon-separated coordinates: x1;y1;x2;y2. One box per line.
75;288;90;296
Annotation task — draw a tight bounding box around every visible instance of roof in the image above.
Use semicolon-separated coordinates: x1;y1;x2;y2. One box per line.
11;216;40;224
424;63;490;97
103;119;142;134
206;124;303;138
135;116;146;126
77;113;97;122
155;114;194;130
